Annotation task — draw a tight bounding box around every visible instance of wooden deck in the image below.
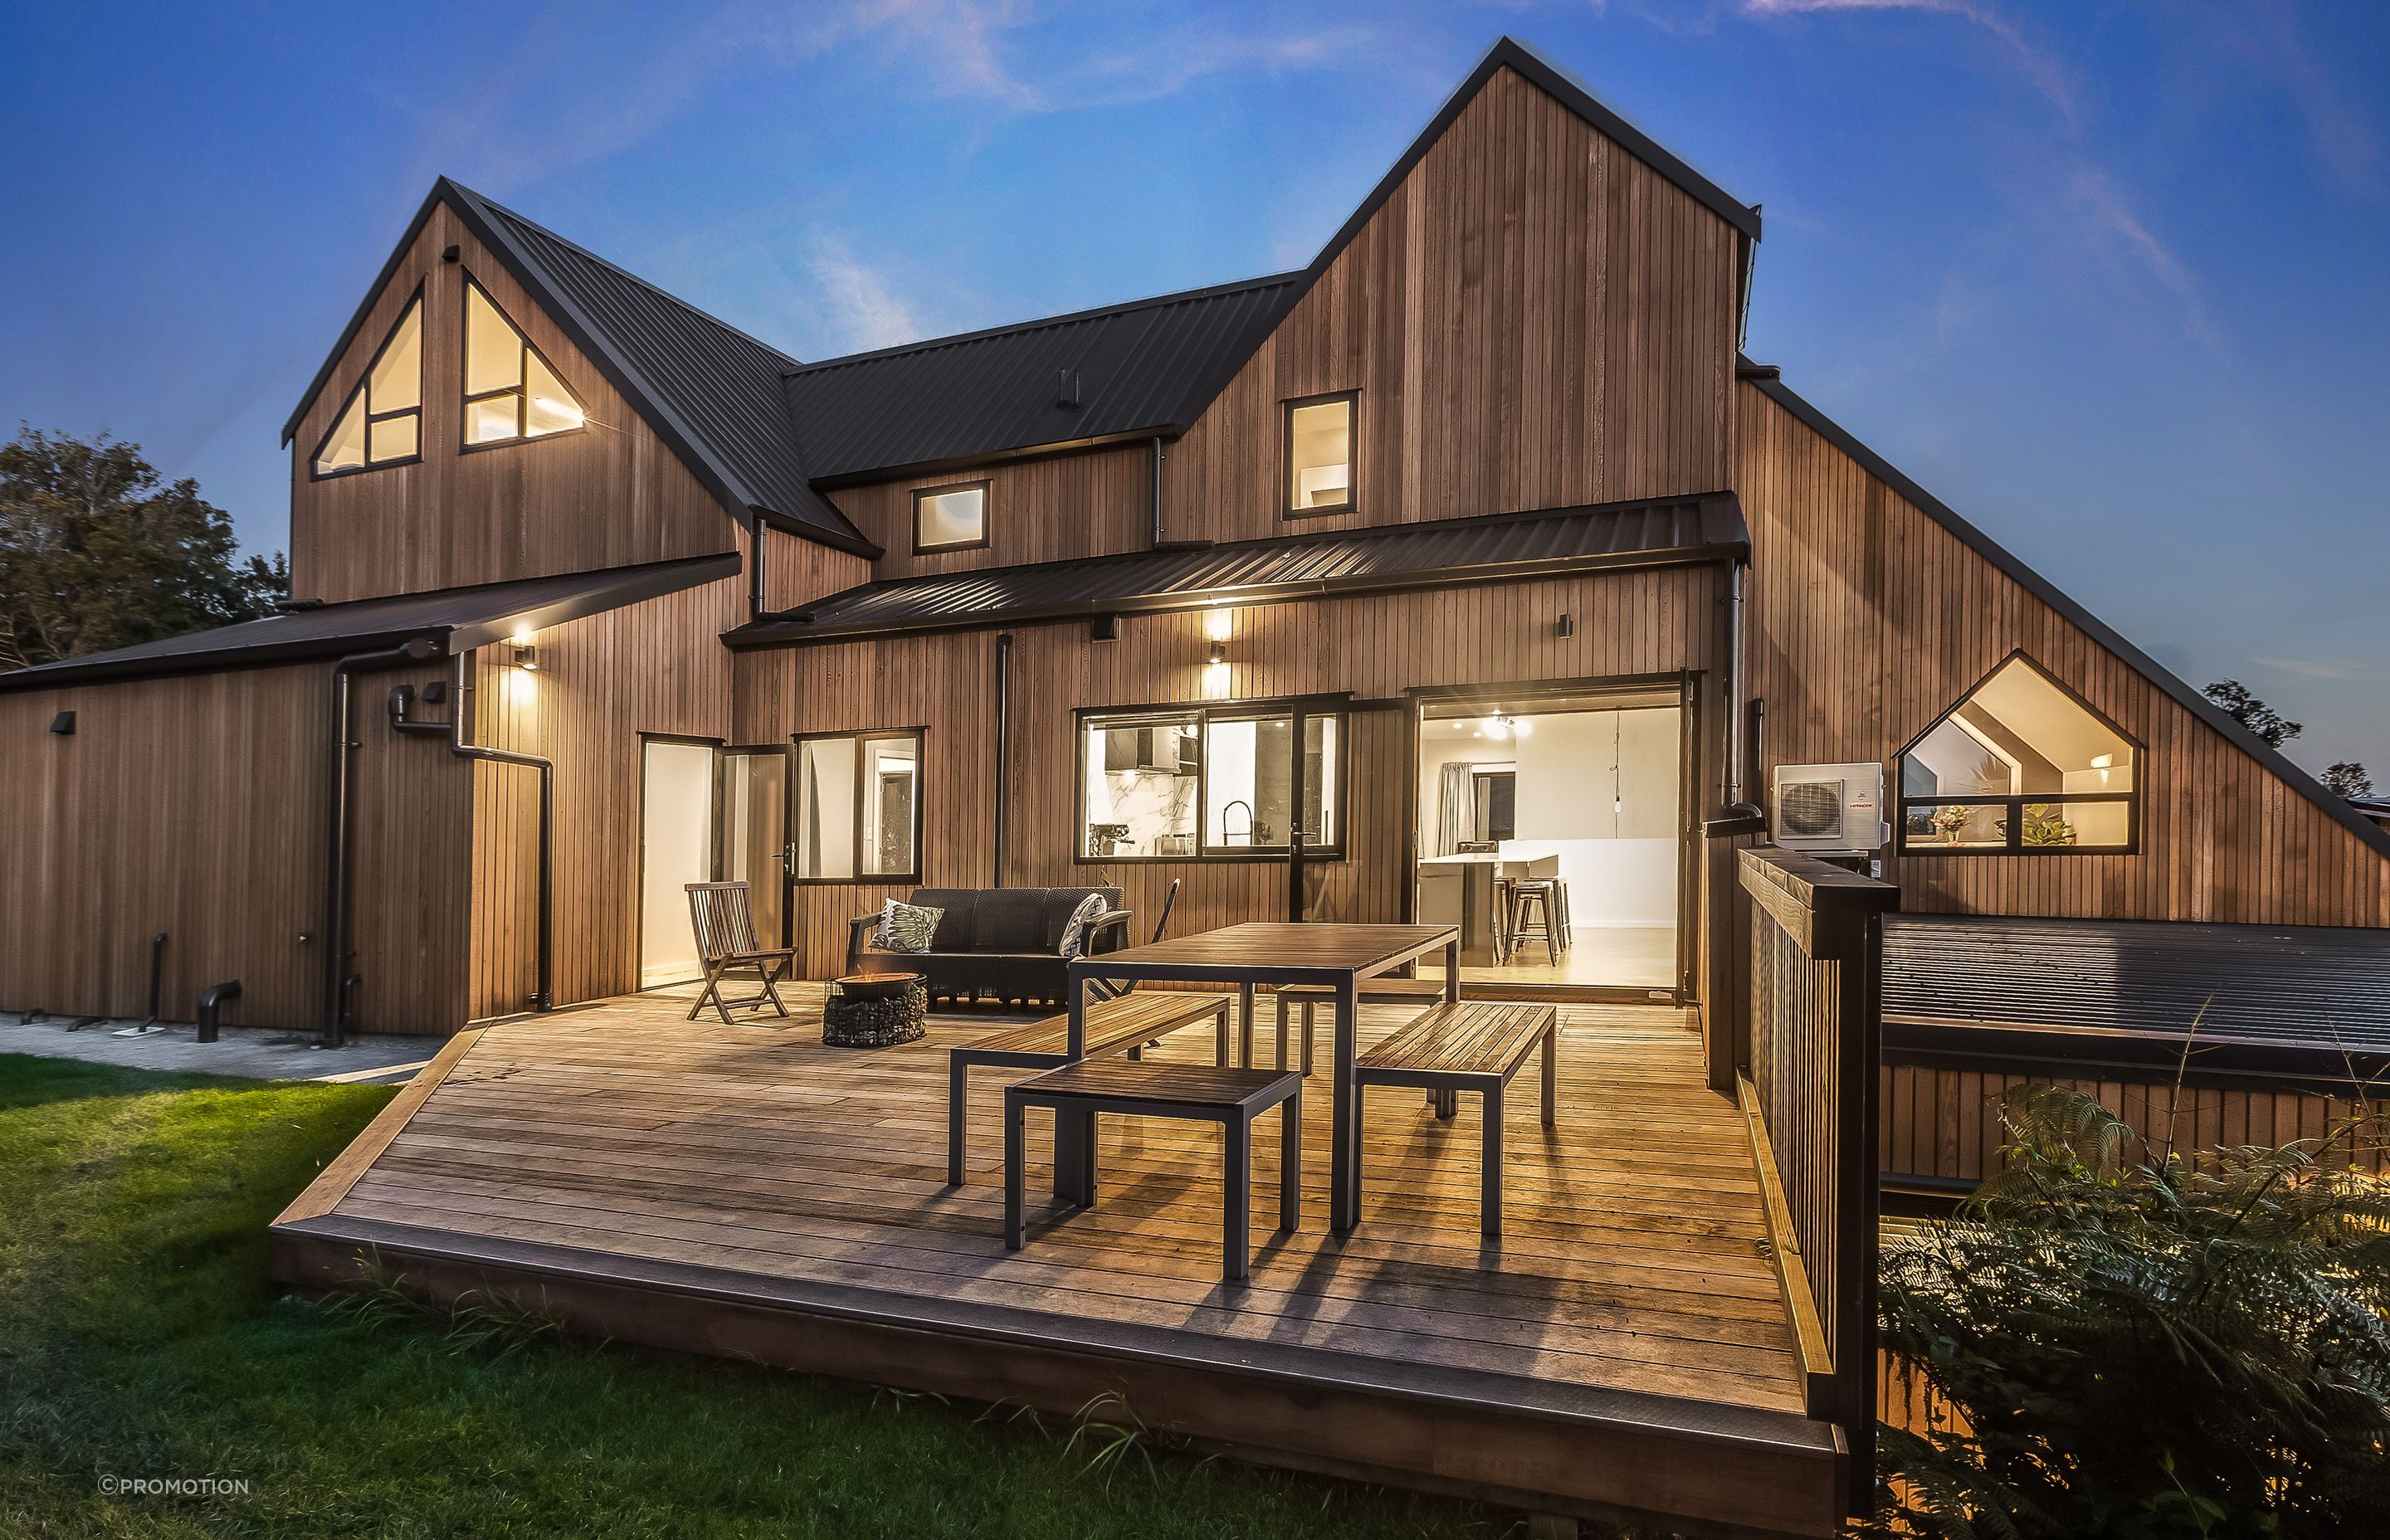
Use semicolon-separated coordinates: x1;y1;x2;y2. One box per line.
271;987;1846;1537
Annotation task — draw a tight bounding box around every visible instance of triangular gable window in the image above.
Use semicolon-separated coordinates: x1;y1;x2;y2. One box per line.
1896;651;2140;854
462;275;586;448
311;290;422;477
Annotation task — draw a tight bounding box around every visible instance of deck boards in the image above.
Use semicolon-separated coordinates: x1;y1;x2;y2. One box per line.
308;986;1804;1417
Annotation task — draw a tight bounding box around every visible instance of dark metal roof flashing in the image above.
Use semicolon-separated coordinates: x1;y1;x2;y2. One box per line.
727;493;1747;646
0;553;740;694
1737;355;2390;865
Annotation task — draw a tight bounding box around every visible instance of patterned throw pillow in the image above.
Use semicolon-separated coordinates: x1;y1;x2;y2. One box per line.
1057;892;1111;960
876;899;944;953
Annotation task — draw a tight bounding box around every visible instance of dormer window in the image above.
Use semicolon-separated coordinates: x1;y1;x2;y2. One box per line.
311;290;422;477
461;275;586;448
1285;392;1355;516
912;480;989;553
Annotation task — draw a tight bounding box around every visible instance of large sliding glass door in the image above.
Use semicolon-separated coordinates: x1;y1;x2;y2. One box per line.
720;747;791;949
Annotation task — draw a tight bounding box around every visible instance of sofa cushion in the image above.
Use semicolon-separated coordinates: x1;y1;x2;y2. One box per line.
876;899;943;953
1057;891;1110;960
904;889;980;951
972;888;1052;953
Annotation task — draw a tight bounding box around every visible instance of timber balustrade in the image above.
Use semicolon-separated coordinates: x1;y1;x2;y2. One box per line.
1736;844;1896;1515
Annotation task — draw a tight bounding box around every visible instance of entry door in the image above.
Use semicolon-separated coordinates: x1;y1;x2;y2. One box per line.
640;740;720;987
720;747;791;949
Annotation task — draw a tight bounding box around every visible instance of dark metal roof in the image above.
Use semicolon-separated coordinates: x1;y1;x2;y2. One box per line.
280;183;874;557
1739;357;2390;867
784;274;1300;483
729;494;1746;645
1884;913;2390;1084
0;553;739;693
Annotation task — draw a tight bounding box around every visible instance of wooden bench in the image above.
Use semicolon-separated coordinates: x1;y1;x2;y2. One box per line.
946;990;1232;1186
1354;1001;1557;1239
1005;1058;1302;1282
1269;976;1450;1072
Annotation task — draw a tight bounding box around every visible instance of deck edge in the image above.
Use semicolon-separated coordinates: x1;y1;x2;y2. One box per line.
274;1026;485;1225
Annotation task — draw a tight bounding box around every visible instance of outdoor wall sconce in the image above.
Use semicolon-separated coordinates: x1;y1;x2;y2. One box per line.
1556;612;1574;638
512;645;540;671
49;710;75;735
1089;613;1119;641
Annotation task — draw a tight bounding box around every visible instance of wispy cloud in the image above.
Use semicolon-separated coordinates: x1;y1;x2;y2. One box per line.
2244;0;2384;202
806;233;927;352
2254;655;2356;680
1739;0;2074;125
2069;168;2221;352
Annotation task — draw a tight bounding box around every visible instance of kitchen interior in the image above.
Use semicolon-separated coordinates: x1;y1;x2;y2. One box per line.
1415;690;1682;992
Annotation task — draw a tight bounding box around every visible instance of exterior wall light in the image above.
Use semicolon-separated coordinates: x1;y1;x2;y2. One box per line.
49;710;76;735
513;644;540;671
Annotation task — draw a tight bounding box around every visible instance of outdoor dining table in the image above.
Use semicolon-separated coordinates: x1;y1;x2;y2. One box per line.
1062;921;1461;1234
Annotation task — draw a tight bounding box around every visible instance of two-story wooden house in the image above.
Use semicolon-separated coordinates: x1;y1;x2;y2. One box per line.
6;36;2387;1533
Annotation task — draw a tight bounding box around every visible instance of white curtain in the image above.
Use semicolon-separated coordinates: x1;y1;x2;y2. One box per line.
1436;763;1476;855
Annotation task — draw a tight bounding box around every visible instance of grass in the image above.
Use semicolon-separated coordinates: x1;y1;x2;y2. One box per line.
0;1051;1514;1539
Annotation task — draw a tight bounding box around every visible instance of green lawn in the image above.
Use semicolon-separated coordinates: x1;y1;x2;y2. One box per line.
0;1052;1505;1539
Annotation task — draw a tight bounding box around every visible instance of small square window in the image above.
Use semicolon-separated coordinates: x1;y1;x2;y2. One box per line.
1285;393;1354;516
913;481;988;553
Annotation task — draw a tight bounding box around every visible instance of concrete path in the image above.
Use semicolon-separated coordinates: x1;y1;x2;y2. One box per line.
0;1013;439;1084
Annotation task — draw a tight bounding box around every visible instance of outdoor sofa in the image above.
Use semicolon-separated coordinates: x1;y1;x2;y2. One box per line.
845;885;1131;1005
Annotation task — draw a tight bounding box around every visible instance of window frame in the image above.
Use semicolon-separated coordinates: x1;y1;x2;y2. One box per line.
910;479;992;555
789;727;926;886
1073;697;1349;865
457;270;589;456
1280;390;1358;519
1893;649;2144;858
309;283;426;481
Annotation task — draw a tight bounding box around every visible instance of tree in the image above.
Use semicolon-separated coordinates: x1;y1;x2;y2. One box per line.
2202;679;2302;748
2324;762;2376;799
0;427;286;671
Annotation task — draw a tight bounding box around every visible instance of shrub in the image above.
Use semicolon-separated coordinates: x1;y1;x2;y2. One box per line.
1869;1084;2390;1538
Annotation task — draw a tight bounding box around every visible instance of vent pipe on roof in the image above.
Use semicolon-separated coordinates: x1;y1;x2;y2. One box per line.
1056;368;1081;409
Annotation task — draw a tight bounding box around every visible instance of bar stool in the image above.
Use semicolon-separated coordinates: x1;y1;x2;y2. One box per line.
1551;880;1572;949
1505;880;1560;967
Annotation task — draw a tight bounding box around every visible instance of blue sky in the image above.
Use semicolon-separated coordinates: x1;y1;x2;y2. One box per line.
3;1;2385;777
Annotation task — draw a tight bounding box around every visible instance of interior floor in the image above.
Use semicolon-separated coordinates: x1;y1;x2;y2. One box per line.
1421;924;1678;990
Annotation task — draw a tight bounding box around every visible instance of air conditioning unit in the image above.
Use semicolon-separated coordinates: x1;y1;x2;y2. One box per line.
1771;762;1889;853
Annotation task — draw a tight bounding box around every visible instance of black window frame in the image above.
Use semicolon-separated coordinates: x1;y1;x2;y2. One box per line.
790;727;925;885
1281;390;1358;519
1894;649;2144;857
910;479;992;555
458;270;588;456
309;282;427;481
1074;699;1349;864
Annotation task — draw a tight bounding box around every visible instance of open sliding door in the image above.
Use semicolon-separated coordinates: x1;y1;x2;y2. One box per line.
720;747;790;950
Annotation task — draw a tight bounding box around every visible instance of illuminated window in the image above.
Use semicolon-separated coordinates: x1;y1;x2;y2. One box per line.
794;730;922;882
462;275;587;448
1080;705;1343;860
311;290;422;477
1284;392;1355;515
912;481;988;553
1897;653;2139;854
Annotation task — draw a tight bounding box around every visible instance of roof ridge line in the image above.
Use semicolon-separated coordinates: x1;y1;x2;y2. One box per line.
785;270;1304;377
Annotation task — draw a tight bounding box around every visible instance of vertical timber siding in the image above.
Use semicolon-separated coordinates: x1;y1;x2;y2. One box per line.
827;446;1154;582
288;203;738;605
1735;380;2390;928
732;564;1725;979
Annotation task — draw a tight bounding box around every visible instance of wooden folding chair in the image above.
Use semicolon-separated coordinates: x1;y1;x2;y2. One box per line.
685;881;795;1025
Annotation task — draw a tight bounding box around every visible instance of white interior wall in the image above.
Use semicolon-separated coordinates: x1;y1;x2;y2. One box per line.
640;741;717;987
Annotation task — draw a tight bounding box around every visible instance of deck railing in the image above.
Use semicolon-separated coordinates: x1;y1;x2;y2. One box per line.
1736;845;1896;1513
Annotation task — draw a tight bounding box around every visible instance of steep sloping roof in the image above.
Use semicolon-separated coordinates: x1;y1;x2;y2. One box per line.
1737;358;2390;865
778;35;1759;483
784;274;1300;484
729;493;1746;644
0;553;739;693
280;183;875;556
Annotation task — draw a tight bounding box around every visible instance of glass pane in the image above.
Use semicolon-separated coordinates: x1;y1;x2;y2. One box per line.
722;752;787;946
466;394;520;445
464;283;523;396
1903;657;2134;801
370;298;422;413
795;737;856;880
524;353;585;437
314;389;368;474
1905;802;2010;849
368;412;418;463
860;736;918;877
1083;717;1197;857
1288;398;1352;510
916;485;985;548
1206;716;1297;849
1304;715;1339;847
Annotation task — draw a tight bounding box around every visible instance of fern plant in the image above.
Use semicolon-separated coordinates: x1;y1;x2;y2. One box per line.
1868;1084;2390;1538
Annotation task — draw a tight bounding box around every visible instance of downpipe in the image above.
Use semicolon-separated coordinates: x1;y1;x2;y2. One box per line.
388;655;554;1013
1723;561;1763;821
328;638;438;1045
